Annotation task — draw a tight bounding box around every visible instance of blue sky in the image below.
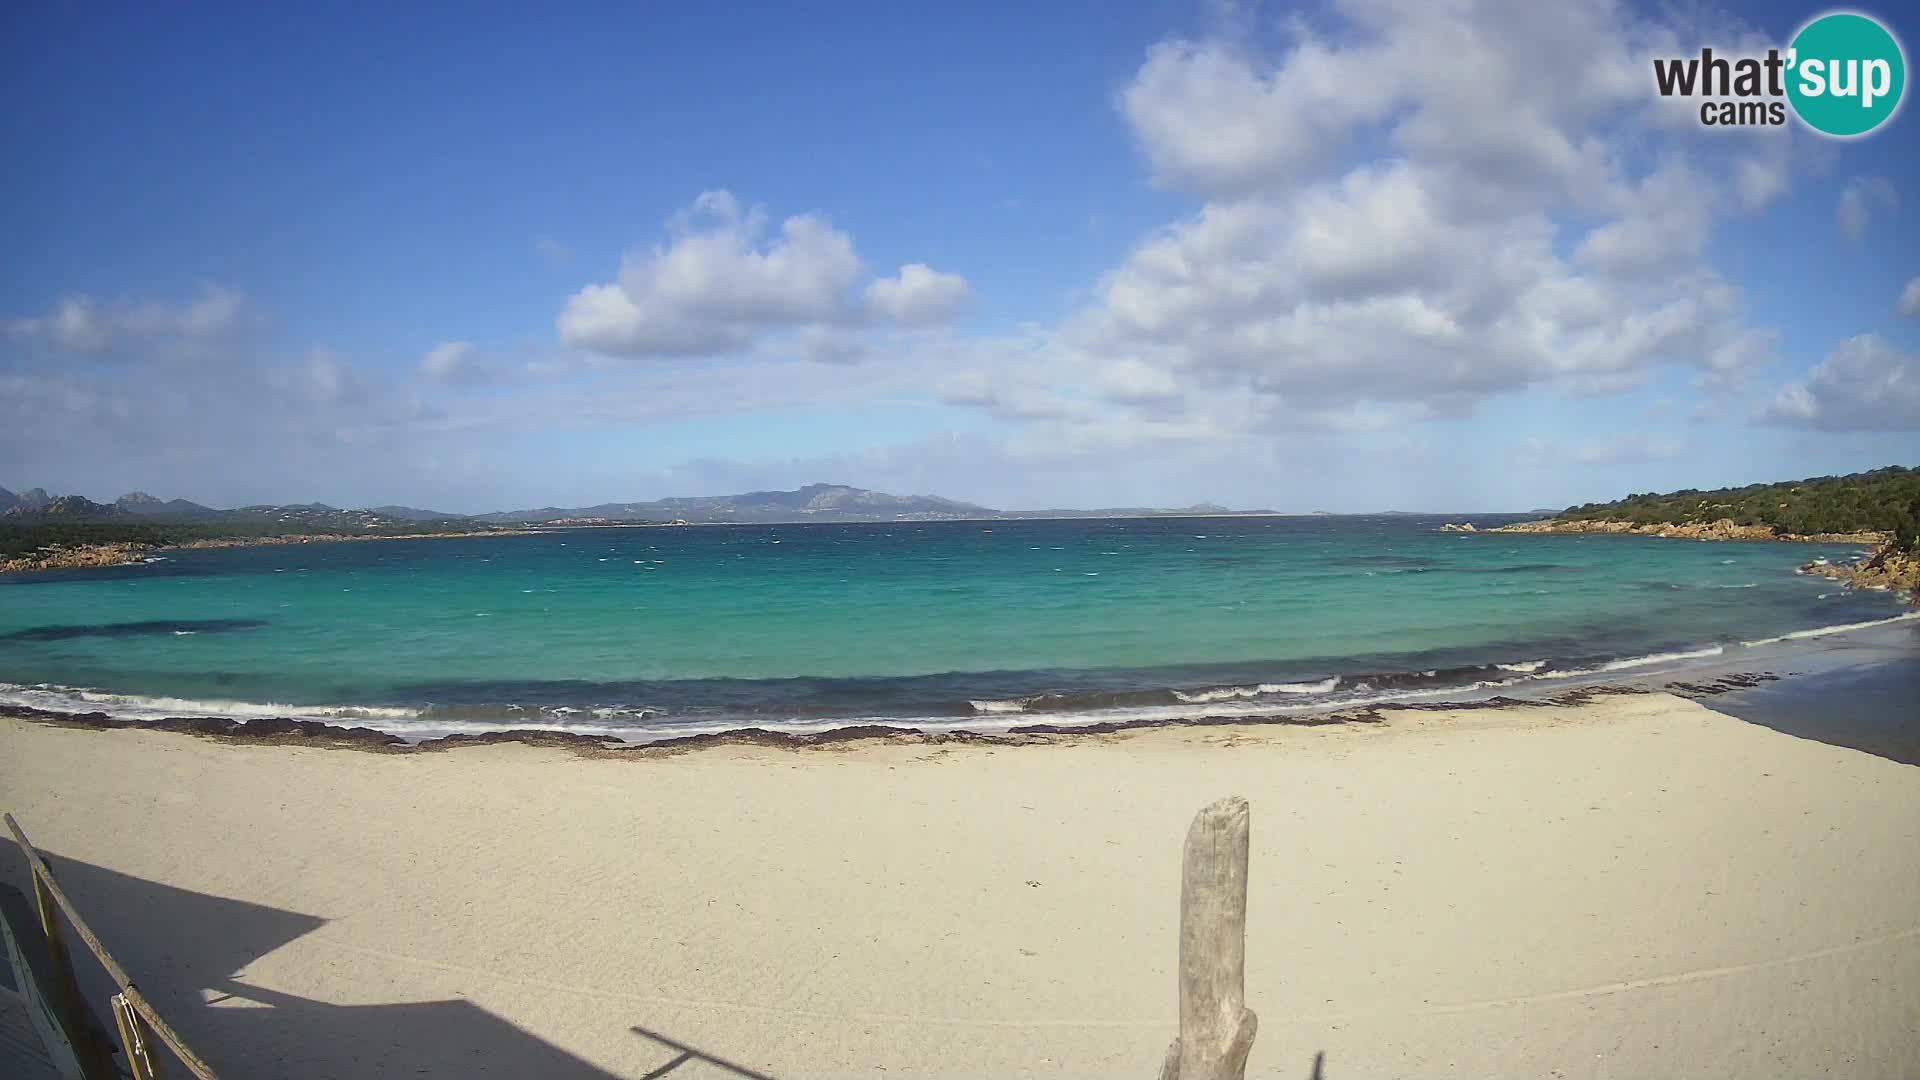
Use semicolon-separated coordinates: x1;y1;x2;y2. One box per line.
3;0;1917;513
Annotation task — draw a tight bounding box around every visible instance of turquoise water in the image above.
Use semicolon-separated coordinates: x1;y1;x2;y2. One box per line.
0;517;1906;739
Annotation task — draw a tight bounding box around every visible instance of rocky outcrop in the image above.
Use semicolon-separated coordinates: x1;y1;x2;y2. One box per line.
1491;517;1885;544
1800;547;1920;601
0;486;51;512
0;542;152;573
1440;522;1477;532
0;528;539;575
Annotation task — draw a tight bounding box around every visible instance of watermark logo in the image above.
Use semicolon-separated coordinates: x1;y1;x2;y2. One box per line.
1652;10;1906;137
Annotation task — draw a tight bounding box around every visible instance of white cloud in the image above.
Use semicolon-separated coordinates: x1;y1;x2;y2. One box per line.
1733;154;1790;212
1099;357;1180;404
1836;176;1898;240
7;285;245;354
1121;2;1655;204
299;347;353;407
558;190;966;357
534;3;1798;465
1761;335;1920;432
1575;162;1715;273
1120;35;1394;195
890;0;1783;454
864;263;970;324
1901;276;1920;317
421;341;473;380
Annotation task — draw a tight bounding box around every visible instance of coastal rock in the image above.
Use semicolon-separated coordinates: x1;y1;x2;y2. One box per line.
1800;547;1920;601
1;527;539;575
0;541;153;573
1490;517;1886;544
1440;522;1477;532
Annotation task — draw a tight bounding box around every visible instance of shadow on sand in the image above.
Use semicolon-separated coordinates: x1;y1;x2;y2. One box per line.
0;846;778;1078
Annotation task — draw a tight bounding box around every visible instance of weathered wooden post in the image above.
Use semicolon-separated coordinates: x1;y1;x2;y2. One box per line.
1159;796;1257;1080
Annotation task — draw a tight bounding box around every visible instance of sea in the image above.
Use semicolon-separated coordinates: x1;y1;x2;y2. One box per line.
0;516;1911;742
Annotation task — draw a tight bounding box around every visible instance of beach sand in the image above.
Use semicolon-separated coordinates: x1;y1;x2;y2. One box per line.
3;694;1917;1078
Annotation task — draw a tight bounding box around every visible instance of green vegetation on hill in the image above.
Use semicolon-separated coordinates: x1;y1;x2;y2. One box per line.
1559;467;1920;550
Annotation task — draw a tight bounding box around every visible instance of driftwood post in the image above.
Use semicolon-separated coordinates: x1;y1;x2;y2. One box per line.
1159;796;1256;1080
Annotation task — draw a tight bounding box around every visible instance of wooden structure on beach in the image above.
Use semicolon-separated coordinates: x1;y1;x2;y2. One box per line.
4;813;219;1079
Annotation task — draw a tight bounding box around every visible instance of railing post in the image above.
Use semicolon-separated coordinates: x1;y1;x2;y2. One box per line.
112;993;167;1080
28;860;118;1080
1158;796;1257;1080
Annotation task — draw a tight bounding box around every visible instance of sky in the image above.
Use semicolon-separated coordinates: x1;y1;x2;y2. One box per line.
3;0;1917;514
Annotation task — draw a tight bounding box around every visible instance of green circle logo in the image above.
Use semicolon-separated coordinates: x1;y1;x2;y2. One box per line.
1787;12;1906;137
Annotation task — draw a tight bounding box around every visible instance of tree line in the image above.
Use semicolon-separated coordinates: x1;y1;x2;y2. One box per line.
1559;466;1920;550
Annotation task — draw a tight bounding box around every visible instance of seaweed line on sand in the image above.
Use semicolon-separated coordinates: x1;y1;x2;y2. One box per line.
0;673;1780;759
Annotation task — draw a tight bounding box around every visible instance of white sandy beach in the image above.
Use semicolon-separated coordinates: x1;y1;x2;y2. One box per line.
3;694;1917;1079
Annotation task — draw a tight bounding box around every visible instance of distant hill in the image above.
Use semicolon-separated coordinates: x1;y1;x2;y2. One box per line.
4;494;123;517
1557;466;1920;549
0;487;51;513
5;479;1276;530
369;505;470;521
478;485;1282;525
116;491;212;514
480;483;992;524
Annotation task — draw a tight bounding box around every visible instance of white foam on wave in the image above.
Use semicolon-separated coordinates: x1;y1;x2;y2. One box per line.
968;698;1029;714
1595;646;1724;672
1740;610;1920;648
1173;677;1340;703
0;682;420;724
1496;659;1547;673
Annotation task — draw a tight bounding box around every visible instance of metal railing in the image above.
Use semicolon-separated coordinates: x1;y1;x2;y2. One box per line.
5;812;219;1080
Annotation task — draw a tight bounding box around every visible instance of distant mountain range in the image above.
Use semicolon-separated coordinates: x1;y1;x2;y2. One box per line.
1;487;212;516
2;481;1283;527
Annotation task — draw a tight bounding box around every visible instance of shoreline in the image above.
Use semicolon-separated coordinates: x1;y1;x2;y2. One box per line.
0;680;1677;757
0;526;542;574
5;606;1913;748
0;623;1883;757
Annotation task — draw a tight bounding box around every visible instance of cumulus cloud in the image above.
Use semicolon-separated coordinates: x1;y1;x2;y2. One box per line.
1901;277;1920;317
903;0;1788;454
1836;176;1898;240
1761;335;1920;432
864;264;970;324
558;190;967;357
1099;357;1180;404
7;285;246;354
421;341;474;380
